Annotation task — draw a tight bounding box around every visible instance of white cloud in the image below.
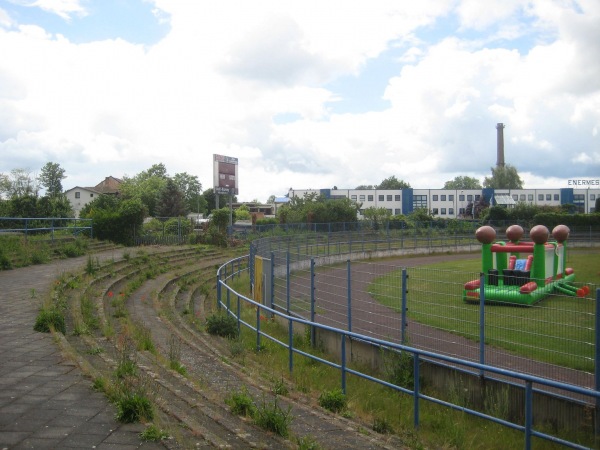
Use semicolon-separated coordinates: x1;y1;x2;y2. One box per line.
0;0;598;203
31;0;87;21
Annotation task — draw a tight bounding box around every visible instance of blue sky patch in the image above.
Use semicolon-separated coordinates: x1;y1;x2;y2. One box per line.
4;0;170;45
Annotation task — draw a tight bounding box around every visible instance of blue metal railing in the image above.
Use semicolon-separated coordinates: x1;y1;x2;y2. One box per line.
217;255;599;450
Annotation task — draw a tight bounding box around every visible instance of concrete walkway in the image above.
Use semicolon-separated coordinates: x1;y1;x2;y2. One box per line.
0;255;165;450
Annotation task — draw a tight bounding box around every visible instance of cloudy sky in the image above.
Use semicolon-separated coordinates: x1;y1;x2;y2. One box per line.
1;0;599;202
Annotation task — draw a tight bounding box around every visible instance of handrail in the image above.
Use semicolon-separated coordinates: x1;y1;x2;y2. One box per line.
217;256;599;450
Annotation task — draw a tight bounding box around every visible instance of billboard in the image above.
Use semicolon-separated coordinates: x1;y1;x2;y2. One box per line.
213;154;238;195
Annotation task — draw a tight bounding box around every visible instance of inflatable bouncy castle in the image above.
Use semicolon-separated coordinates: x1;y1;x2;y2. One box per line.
463;224;589;305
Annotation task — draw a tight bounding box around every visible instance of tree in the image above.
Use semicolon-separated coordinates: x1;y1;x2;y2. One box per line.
155;179;186;217
267;195;276;204
120;164;169;216
443;176;482;190
355;184;376;190
0;168;38;199
202;188;235;214
377;176;411;190
38;162;66;198
277;193;358;224
173;172;204;214
483;164;523;189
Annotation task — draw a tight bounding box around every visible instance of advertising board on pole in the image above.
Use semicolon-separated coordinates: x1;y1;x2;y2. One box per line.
213;154;238;195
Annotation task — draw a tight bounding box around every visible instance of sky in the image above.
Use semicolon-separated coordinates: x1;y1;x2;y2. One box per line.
0;0;599;203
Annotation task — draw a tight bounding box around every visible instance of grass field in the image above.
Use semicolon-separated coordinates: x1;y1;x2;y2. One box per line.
369;248;599;372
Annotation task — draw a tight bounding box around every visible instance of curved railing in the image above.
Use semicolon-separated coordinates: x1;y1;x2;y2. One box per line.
217;254;599;449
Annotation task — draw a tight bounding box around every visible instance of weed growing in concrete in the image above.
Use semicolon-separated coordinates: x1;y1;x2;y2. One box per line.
318;388;347;414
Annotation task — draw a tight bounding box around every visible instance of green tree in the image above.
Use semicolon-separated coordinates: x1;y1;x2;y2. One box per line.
38;162;66;198
267;195;276;204
377;176;411;190
120;164;169;216
443;176;482;190
277;193;358;224
202;188;235;214
0;168;38;199
81;196;146;245
173;172;204;214
483;164;523;189
355;184;376;190
155;179;186;217
37;195;73;218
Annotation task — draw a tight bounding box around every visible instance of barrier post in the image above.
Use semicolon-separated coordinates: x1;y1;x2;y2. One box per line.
216;273;221;310
401;268;408;344
413;353;420;428
310;258;316;348
341;336;347;394
595;288;600;444
525;381;533;450
479;272;486;376
256;304;262;352
270;252;275;317
347;260;352;332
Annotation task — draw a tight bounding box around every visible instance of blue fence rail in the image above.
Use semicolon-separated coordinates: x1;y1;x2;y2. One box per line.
217;255;600;449
0;217;93;239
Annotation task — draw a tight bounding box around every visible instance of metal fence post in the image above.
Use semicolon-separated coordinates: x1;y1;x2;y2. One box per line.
256;304;261;351
525;381;533;450
595;288;600;443
216;272;222;310
310;258;316;348
479;272;486;376
413;353;420;428
347;260;352;332
341;335;347;394
401;268;408;345
270;252;275;317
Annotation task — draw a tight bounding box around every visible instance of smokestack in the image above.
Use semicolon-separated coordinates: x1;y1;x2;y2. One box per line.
496;123;505;167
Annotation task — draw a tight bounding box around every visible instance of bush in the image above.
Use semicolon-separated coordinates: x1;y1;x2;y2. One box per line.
115;391;153;423
205;313;239;339
253;397;293;438
318;388;347;413
34;307;66;334
225;386;256;417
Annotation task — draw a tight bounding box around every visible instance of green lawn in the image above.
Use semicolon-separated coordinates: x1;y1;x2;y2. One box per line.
369;248;599;371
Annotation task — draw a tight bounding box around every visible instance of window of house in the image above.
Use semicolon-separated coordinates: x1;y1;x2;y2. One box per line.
351;195;357;201
359;195;365;201
528;194;533;201
75;192;80;199
546;194;551;201
449;195;454;201
538;194;544;201
520;194;526;201
394;209;401;215
386;195;392;201
432;208;439;215
441;208;446;215
394;195;400;201
459;207;465;215
591;194;596;200
378;195;384;201
554;194;559;201
475;195;480;201
432;195;438;201
449;208;454;215
90;193;94;197
467;195;473;201
459;194;465;201
368;195;373;201
512;195;518;201
441;195;446;201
